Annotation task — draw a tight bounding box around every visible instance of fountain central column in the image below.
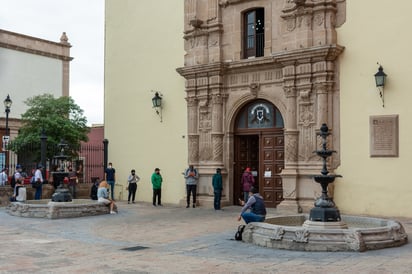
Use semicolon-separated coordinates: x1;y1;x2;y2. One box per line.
303;124;347;229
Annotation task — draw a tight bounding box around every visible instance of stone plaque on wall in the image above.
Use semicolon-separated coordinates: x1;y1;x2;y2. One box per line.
370;115;399;157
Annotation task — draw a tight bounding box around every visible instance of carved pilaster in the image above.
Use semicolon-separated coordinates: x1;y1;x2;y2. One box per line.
284;130;299;164
188;134;199;163
212;133;224;162
187;97;198;134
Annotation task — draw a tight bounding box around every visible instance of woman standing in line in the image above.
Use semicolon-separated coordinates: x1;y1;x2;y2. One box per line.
127;169;140;204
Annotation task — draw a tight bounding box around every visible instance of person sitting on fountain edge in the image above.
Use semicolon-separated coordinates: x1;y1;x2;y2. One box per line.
237;186;266;224
97;180;117;214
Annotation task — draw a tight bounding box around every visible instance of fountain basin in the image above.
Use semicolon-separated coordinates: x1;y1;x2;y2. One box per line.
242;214;408;252
6;199;110;219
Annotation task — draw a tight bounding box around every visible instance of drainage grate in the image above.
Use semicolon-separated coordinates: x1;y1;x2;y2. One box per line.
120;246;149;251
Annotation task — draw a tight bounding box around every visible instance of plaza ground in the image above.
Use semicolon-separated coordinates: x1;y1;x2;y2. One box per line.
1;202;412;273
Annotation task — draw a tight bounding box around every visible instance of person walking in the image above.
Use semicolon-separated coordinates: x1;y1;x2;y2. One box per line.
104;162;116;200
237;186;266;224
68;166;78;199
184;165;199;208
241;167;255;202
33;164;44;200
151;168;163;207
127;169;140;204
212;168;223;210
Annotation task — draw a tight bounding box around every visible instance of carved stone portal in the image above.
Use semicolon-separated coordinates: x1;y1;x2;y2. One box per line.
178;0;345;211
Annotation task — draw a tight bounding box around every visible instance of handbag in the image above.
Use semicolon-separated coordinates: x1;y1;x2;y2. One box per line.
235;225;246;241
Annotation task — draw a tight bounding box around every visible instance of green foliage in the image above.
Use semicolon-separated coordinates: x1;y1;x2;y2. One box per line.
10;94;90;160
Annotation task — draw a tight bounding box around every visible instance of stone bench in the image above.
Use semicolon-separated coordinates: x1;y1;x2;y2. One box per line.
6;199;111;219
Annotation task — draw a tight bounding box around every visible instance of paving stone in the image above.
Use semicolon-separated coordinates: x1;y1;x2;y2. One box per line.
0;203;411;273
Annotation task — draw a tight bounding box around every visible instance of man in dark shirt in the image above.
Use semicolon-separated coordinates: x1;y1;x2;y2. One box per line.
104;162;116;200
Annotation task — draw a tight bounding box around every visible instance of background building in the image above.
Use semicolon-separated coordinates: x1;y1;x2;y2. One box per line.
335;0;412;217
0;29;72;169
104;0;187;202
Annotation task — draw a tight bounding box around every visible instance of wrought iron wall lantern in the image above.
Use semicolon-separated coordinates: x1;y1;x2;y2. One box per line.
151;91;163;122
374;64;387;107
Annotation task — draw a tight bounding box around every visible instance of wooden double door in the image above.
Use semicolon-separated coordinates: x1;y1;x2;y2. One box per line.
234;131;284;208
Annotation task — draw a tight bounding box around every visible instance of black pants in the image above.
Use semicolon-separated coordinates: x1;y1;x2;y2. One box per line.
128;183;137;202
153;188;161;205
186;184;197;205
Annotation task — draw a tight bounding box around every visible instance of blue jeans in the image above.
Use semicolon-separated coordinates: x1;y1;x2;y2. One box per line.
243;191;249;202
241;212;265;224
107;180;115;200
214;190;222;210
34;185;42;200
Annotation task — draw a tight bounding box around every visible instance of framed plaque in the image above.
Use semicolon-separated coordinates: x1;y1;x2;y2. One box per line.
369;115;399;157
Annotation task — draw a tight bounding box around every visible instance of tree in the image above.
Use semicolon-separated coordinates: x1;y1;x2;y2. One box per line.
10;94;90;161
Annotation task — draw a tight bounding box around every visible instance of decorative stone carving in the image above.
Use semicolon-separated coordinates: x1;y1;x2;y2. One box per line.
188;135;199;163
249;83;260;98
269;227;285;240
212;134;224;161
298;105;314;127
218;0;255;8
199;107;212;132
294;229;309;243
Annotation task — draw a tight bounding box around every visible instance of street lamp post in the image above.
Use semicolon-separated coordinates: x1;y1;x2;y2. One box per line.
3;95;12;170
4;95;12;136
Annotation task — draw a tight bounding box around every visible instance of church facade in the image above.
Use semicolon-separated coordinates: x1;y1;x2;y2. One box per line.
177;0;346;211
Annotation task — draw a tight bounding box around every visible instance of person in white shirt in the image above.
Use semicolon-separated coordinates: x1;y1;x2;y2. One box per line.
0;168;8;186
33;164;44;200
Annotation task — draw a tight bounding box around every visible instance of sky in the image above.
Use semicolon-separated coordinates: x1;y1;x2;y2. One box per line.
0;0;104;126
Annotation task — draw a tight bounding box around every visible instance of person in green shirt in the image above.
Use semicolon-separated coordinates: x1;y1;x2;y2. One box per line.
151;168;163;207
212;168;223;210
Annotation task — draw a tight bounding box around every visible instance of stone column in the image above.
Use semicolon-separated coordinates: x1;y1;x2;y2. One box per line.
187;97;199;164
278;64;300;213
211;93;223;163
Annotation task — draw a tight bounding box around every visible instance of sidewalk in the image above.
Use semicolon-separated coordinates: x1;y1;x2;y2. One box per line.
0;202;411;273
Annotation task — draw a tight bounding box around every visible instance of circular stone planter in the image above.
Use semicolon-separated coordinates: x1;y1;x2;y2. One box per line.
6;199;110;219
242;214;408;252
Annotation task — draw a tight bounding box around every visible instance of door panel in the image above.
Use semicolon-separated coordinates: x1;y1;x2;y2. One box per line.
234;135;259;205
234;131;284;208
260;132;284;208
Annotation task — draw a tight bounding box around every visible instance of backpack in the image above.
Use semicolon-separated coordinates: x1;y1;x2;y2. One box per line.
235;225;246;241
90;184;98;200
10;173;16;188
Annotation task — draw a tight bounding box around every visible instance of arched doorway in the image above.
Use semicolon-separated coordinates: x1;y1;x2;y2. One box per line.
234;100;284;208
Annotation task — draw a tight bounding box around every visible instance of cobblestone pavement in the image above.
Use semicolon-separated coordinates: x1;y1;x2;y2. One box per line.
0;202;411;274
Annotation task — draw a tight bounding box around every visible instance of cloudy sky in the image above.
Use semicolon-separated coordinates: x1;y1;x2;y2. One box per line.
0;0;104;125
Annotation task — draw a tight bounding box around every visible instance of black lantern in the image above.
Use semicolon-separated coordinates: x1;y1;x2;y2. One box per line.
374;65;387;88
152;92;162;108
151;92;163;122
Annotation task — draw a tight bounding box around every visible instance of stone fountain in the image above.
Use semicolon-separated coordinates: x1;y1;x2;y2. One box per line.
51;140;72;202
6;140;111;219
241;124;408;252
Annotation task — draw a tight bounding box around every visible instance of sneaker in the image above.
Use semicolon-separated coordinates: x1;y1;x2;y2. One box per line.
186;205;189;208
158;204;163;207
132;201;136;204
110;211;117;214
128;201;130;204
153;204;157;207
193;204;196;208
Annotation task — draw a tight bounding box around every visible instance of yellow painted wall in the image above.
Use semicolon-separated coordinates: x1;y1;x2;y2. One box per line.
336;1;412;217
104;0;187;203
